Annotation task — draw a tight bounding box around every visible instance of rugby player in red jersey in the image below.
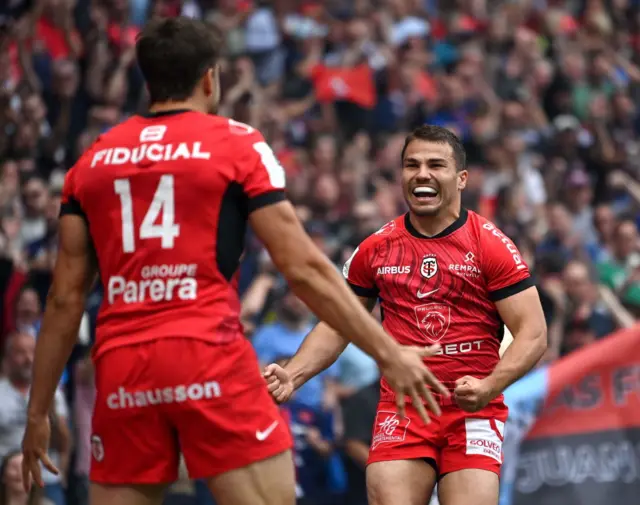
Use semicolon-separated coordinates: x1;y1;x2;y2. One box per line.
20;18;448;505
265;125;547;505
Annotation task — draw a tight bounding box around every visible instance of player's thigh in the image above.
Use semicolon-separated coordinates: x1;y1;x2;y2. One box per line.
167;338;293;479
366;459;437;505
91;345;180;485
205;450;295;505
90;483;167;505
437;469;499;505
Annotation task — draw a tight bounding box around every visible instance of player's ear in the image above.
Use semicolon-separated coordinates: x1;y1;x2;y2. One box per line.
457;170;468;191
202;67;215;97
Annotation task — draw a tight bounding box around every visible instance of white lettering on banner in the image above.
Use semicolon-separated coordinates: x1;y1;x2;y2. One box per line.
516;441;640;493
376;266;411;275
91;142;211;167
106;381;221;409
465;418;504;463
481;223;527;270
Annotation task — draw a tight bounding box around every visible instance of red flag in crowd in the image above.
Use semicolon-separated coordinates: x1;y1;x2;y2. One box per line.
310;63;377;109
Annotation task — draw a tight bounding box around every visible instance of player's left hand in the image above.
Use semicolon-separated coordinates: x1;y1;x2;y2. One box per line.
453;376;495;413
21;414;59;492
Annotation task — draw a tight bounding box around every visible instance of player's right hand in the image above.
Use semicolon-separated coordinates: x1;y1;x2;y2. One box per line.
380;344;449;424
263;363;295;404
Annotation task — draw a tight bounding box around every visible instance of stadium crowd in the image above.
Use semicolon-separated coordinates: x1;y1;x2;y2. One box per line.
0;0;639;504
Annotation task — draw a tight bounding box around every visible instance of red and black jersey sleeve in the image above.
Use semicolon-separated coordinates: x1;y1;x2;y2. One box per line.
479;221;534;302
342;242;378;298
235;127;287;213
59;165;85;218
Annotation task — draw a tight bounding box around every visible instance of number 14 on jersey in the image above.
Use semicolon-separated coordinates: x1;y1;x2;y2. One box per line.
114;175;180;253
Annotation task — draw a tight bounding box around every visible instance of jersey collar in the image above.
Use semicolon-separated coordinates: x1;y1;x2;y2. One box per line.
142;109;195;118
404;208;468;240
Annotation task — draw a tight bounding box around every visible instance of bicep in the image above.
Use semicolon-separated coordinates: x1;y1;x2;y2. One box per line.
495;286;546;337
52;215;98;296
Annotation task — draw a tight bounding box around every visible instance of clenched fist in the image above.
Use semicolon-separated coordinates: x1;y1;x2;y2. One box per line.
453;376;495;413
263;363;295;404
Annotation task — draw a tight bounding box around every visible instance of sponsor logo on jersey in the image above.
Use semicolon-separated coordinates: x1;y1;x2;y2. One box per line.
91;142;211;168
107;263;198;304
414;303;451;342
371;411;410;450
376;266;411;275
106;381;222;410
449;263;482;277
420;254;438;279
481;222;527;270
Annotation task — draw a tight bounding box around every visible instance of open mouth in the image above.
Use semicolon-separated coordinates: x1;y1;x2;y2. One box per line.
412;186;439;203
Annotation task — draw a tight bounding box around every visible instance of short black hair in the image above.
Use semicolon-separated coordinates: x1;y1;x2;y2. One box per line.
401;125;467;172
136;17;222;104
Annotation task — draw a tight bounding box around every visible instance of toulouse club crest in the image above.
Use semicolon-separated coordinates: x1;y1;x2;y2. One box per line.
414;303;451;342
420;255;438;279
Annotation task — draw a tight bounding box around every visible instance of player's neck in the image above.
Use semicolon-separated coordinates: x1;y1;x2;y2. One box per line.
409;207;461;238
148;99;207;115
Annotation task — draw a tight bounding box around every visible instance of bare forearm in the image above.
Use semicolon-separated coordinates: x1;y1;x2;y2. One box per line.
487;329;547;397
286;260;397;366
27;293;85;418
286;322;348;390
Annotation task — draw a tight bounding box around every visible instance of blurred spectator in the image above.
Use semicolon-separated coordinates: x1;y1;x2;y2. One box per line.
252;290;339;411
0;333;69;505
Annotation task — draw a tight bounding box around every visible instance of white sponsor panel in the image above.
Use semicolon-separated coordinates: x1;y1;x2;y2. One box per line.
465;418;504;463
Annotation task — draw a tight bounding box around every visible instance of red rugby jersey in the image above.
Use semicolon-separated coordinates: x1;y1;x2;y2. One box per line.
343;209;534;402
61;110;287;359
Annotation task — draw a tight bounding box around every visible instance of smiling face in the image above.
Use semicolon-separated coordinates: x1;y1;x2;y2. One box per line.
401;139;467;217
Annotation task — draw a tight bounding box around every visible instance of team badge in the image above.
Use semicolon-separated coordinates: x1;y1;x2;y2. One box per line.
91;435;104;462
420;255;438;279
415;303;451;342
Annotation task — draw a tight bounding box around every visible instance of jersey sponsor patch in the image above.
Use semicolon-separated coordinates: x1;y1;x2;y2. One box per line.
465;418;505;463
414;303;451;342
371;411;411;450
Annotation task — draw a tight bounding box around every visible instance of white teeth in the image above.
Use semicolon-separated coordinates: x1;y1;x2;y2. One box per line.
413;187;438;196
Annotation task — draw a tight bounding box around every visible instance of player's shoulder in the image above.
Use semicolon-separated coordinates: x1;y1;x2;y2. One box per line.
466;210;516;244
358;216;405;251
